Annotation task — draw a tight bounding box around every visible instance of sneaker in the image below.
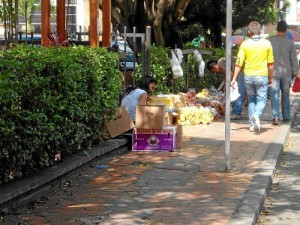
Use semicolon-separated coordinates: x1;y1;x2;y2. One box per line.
231;114;241;120
252;114;260;132
249;125;255;132
282;118;291;124
272;118;280;126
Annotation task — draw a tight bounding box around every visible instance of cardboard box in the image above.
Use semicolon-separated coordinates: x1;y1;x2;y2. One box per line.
165;112;173;125
106;106;135;138
176;125;183;149
135;105;166;129
165;112;179;125
132;126;177;151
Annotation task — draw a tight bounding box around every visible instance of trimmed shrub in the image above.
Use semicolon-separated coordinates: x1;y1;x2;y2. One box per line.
0;45;120;184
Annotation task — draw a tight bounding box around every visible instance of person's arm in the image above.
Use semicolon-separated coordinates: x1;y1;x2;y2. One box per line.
231;50;244;87
139;93;148;105
267;63;274;86
217;80;225;91
267;41;274;86
231;66;242;87
291;43;300;78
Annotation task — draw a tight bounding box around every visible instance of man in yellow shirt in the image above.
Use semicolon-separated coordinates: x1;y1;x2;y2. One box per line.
231;21;274;133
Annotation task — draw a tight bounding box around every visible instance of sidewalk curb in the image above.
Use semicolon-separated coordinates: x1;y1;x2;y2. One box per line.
229;95;300;225
0;138;130;212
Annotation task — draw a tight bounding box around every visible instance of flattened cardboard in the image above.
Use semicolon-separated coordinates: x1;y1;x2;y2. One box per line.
106;106;135;138
135;105;166;129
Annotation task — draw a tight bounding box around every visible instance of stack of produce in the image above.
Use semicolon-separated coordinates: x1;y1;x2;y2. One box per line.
178;106;214;125
196;88;211;100
196;88;225;116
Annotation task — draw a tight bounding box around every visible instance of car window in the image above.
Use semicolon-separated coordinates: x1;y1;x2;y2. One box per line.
111;41;133;53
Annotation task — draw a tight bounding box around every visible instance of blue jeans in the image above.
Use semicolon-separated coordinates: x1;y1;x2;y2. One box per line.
244;76;269;126
232;72;246;115
270;76;291;120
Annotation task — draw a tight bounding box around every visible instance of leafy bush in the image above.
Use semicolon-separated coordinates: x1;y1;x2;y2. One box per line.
0;44;120;184
184;46;226;92
136;45;226;94
149;45;185;94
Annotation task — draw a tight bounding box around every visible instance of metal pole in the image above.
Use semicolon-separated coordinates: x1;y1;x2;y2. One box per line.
145;26;151;76
124;26;127;76
133;27;137;87
141;34;145;77
225;0;232;171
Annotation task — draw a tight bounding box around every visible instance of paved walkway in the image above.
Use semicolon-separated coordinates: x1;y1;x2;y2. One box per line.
2;92;300;225
257;110;300;225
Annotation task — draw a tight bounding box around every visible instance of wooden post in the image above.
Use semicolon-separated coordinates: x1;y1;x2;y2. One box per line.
90;0;99;48
41;0;51;46
102;0;111;47
57;0;66;46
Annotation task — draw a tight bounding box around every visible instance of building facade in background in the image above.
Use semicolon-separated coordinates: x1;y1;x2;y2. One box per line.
27;0;99;36
285;0;300;26
0;0;102;40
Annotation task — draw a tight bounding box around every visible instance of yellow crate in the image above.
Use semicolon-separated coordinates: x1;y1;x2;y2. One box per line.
149;95;176;109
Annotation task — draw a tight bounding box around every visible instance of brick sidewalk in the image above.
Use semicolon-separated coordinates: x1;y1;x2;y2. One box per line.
2;93;300;225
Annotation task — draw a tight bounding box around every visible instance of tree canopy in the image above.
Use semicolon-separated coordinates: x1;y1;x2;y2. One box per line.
104;0;280;48
183;0;278;47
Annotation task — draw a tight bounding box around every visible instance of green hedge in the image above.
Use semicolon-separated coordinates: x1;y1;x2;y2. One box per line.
0;45;120;184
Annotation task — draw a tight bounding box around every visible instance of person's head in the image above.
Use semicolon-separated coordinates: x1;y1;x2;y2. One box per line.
186;88;196;99
207;60;219;73
137;75;157;93
277;20;288;33
247;21;261;36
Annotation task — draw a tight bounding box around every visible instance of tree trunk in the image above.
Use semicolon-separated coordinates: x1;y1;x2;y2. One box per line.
101;0;190;48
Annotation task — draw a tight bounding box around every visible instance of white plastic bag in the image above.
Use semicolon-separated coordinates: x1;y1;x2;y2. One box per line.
230;82;240;102
193;50;202;62
199;60;205;77
193;50;205;77
170;51;183;79
175;48;183;63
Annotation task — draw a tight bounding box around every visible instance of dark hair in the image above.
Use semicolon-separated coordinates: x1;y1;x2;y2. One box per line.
207;60;218;71
277;20;288;33
124;75;157;96
137;75;157;91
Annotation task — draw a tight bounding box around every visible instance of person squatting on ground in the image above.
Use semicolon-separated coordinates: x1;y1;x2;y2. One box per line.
207;57;246;120
184;88;200;106
121;75;157;122
231;21;274;133
269;20;300;125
